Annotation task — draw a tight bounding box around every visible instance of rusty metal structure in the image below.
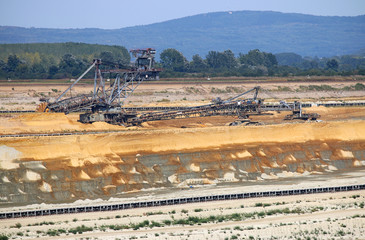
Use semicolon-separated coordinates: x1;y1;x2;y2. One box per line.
284;101;320;120
78;86;264;125
38;48;160;114
128;87;263;125
37;48;320;126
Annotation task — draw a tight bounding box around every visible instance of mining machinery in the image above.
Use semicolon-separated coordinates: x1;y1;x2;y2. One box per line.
37;48;320;126
128;87;264;125
284;101;320;120
36;48;268;126
37;48;162;124
124;88;321;126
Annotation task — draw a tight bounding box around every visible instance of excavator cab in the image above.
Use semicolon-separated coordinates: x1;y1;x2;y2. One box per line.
130;48;156;71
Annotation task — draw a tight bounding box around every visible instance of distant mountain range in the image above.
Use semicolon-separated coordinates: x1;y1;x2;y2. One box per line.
1;11;364;59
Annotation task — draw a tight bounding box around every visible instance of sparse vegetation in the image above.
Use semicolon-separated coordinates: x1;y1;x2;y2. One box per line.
5;202;363;239
276;86;292;92
157;98;170;103
46;229;59;236
68;225;93;234
14;223;22;229
181;209;189;213
185;87;204;94
146;211;164;216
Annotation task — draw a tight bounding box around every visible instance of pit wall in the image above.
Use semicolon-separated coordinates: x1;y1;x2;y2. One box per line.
0;121;365;205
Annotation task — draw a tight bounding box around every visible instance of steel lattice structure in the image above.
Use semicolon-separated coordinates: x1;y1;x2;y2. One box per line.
42;48;161;114
37;48;320;125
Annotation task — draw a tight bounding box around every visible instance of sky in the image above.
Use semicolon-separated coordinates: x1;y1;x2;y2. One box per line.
0;0;364;29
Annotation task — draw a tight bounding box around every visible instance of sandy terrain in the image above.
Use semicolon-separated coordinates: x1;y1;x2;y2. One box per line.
1;189;364;239
1;77;365;239
1;106;365;135
1;78;365;110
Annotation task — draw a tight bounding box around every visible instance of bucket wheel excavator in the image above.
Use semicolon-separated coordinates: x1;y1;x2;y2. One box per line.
36;48;161;125
36;48;320;126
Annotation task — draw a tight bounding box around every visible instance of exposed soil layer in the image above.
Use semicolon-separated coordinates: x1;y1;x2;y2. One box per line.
1;78;365;208
1;79;365;240
1;120;364;205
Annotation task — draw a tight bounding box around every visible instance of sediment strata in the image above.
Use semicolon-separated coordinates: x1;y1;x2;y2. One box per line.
0;121;364;204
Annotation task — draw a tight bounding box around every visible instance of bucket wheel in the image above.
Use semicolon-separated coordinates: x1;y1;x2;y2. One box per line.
36;102;49;112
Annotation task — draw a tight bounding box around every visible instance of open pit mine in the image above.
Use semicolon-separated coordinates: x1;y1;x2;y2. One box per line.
1;119;365;205
0;49;365;211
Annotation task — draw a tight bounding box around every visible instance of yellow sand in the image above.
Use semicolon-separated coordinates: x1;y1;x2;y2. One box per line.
1;120;364;164
0;113;125;134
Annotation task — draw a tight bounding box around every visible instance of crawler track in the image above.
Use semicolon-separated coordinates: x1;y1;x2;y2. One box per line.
1;184;364;220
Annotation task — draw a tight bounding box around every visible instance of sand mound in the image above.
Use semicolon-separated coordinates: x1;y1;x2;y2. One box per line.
0;145;21;169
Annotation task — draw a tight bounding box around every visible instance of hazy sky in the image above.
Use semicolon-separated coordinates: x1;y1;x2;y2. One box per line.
0;0;364;29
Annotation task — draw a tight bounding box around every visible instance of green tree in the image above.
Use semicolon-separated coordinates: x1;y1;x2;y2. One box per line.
239;49;277;68
266;52;278;67
189;54;207;72
326;59;339;71
222;50;238;69
98;50;130;68
0;60;7;78
301;60;319;70
48;65;59;78
58;54;87;77
15;64;29;76
160;48;187;72
99;51;115;63
239;49;263;66
113;46;131;67
206;50;237;70
0;234;9;240
31;63;46;74
206;51;221;69
7;55;20;72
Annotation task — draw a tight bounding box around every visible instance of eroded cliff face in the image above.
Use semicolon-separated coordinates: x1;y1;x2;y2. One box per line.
1;121;365;205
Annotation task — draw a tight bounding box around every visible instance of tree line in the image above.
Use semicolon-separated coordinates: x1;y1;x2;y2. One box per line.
0;43;130;80
159;48;365;78
0;52;129;80
0;43;365;80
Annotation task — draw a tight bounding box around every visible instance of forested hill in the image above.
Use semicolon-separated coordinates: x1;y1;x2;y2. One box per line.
0;43;129;63
1;11;365;58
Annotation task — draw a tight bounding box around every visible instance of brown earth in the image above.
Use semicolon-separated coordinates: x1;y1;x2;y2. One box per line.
1;79;365;205
0;105;365;135
1;78;365;239
1;78;365;110
1;120;365;206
